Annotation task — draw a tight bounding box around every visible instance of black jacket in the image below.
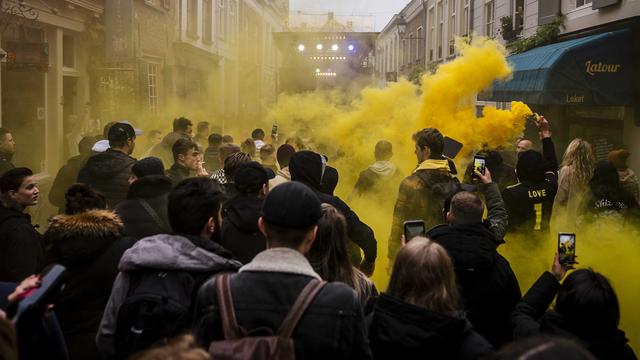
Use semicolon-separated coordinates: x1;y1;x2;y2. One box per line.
43;210;136;360
77;149;136;208
114;175;172;239
219;195;266;264
193;249;372;360
0;205;42;282
502;138;558;234
166;163;193;186
0;150;15;176
369;294;492;360
427;223;521;347
512;271;637;360
49;155;90;209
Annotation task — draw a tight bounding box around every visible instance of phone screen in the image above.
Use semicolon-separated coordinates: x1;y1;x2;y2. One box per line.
271;124;278;135
558;233;576;265
473;156;486;178
404;221;425;241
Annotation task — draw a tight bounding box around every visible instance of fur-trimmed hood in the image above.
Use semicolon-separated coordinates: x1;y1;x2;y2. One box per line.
45;209;124;264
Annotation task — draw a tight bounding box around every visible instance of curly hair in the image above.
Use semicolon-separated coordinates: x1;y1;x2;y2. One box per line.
560;138;596;189
64;183;106;215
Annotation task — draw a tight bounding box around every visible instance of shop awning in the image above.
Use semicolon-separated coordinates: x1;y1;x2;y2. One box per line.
479;29;635;106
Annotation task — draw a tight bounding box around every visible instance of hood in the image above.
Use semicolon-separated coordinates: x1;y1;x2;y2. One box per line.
45;210;123;263
371;294;472;349
368;161;397;177
276;167;291;180
119;233;241;272
83;149;135;178
541;311;631;359
414;159;451;173
289;151;323;190
223;196;263;233
127;175;172;199
0;204;29;224
427;224;498;270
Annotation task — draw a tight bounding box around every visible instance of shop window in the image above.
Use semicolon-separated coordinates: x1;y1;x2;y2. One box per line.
147;63;158;114
63;35;74;68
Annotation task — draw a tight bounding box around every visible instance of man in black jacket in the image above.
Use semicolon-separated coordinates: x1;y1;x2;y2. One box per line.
0;128;16;176
49;136;95;211
78;122;137;208
219;161;272;264
166;138;200;186
193;181;372;360
427;168;520;347
289;151;378;276
0;168;42;282
115;157;172;239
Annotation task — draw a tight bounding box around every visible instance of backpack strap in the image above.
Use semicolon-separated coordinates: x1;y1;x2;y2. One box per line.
137;198;171;233
215;274;242;340
277;279;326;338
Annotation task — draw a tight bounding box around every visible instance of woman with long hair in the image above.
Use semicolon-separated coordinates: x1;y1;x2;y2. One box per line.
368;237;492;359
554;139;596;219
306;203;377;313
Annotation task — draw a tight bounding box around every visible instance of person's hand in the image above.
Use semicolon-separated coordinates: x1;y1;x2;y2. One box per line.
537;116;551;139
8;275;40;303
196;161;209;177
475;167;492;184
550;253;575;281
360;261;375;278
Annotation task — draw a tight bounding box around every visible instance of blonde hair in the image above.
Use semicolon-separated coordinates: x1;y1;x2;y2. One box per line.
560;139;596;188
387;237;459;313
130;334;211;360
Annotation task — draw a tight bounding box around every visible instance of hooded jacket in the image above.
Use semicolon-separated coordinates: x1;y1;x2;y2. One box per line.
219;195;266;264
352;161;403;197
0;149;15;176
289;151;377;267
96;233;241;357
269;167;291;189
49;154;91;209
512;271;637;360
43;210;136;360
369;293;492;360
77;149;136;208
0;205;42;282
114;175;172;239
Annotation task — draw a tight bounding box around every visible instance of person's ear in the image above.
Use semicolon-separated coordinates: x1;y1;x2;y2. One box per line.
258;217;267;236
177;154;185;163
446;211;453;223
301;226;318;254
261;183;269;197
207;217;215;234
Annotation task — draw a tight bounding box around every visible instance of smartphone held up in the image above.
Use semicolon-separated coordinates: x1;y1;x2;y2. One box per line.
472;155;486;180
558;233;576;266
404;220;426;242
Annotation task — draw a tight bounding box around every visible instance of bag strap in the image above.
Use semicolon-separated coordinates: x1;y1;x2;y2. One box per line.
137;198;171;233
215;274;241;340
277;279;326;338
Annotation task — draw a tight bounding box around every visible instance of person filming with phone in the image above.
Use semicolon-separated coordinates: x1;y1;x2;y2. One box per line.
425;166;520;347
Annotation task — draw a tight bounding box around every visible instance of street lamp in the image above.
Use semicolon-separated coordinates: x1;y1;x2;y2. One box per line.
396;15;408;36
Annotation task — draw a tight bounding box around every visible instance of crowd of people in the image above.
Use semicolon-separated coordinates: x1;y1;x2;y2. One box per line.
0;115;637;360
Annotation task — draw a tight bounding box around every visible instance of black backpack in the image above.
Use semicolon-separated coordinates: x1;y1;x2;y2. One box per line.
414;170;470;228
114;270;197;357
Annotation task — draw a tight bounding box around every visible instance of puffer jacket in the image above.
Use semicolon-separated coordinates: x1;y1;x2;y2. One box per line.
96;233;241;357
43;210;135;360
77;149;136;208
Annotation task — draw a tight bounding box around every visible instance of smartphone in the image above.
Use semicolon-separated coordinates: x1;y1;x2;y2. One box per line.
472;155;486;180
271;124;278;136
404;220;426;241
443;136;464;159
8;264;69;323
558;233;576;266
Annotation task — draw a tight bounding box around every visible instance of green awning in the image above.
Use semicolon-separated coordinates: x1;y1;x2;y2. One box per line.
479;29;635;106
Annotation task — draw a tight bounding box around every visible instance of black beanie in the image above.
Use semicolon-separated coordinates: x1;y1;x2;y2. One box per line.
262;181;321;229
132;157;165;178
516;150;545;183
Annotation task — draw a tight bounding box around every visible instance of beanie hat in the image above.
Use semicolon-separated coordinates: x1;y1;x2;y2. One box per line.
261;181;321;229
132;157;165;178
516;150;545;183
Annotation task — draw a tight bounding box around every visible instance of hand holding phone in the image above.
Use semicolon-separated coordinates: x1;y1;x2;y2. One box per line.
558;233;576;266
404;220;426;242
471;155;486;181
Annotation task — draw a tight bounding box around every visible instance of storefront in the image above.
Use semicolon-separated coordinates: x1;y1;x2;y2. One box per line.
480;19;640;169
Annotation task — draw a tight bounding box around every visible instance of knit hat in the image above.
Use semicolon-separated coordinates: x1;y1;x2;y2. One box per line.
235;161;275;194
132;157;165;178
261;181;321;229
516;150;545;183
288;151;325;191
608;149;630;170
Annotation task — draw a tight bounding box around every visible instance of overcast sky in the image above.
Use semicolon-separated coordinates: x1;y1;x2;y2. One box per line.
290;0;408;31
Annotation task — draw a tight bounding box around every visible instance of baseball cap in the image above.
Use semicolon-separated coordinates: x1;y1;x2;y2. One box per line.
119;120;143;136
261;181;321;229
235;161;275;194
132;157;165;178
108;122;137;143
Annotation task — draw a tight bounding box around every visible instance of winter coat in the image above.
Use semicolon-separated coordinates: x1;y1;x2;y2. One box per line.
512;271;637;360
219;195;266;264
48;154;90;209
578;187;640;226
77;149;136;209
43;210;136;360
0;150;15;176
203;146;221;172
368;293;492;360
618;168;640;203
0;205;42;282
389;159;455;261
193;248;373;360
352;161;403;197
114;175;172;239
166;163;193;187
96;233;241;357
427;209;520;346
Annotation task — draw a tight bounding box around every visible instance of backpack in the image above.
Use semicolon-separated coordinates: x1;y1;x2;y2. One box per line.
114;270;197;357
414;170;472;228
208;274;326;360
